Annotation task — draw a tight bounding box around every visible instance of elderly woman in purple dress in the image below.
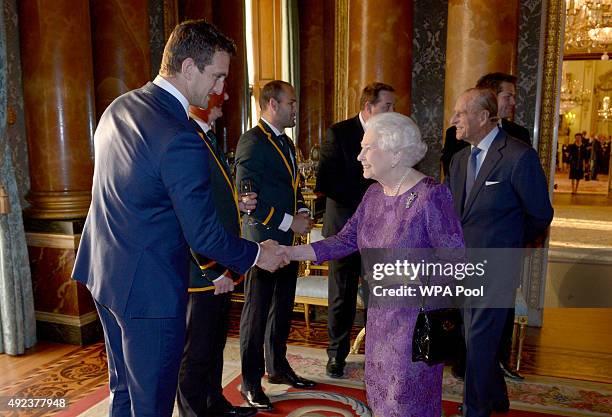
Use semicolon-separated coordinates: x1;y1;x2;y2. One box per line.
287;112;465;417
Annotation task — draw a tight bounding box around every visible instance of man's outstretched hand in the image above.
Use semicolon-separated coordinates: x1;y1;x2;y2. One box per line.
256;239;290;272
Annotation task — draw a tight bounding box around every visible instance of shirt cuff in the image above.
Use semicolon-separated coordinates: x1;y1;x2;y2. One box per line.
279;213;293;232
252;243;261;268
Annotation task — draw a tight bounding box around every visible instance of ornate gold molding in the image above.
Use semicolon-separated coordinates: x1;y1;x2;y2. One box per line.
537;0;563;186
527;0;564;315
334;0;349;122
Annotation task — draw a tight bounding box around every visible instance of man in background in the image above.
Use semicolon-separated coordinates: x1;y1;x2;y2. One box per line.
177;88;258;417
315;82;395;378
236;80;315;411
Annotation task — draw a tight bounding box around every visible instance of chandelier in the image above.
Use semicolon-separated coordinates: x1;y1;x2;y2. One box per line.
560;72;592;114
566;0;612;58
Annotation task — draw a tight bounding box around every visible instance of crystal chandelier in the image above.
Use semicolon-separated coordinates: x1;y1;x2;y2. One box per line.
566;0;612;58
560;72;592;114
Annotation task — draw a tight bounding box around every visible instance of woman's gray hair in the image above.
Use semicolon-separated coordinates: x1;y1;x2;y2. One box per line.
364;112;427;167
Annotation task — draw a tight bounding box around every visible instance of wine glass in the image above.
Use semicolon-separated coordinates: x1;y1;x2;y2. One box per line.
240;178;257;226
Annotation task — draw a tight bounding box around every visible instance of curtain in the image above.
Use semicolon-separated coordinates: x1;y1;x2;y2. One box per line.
0;3;36;355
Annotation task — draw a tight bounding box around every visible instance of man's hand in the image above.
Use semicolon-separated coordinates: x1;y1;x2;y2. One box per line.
213;275;235;295
239;192;257;213
256;239;290;272
290;212;314;235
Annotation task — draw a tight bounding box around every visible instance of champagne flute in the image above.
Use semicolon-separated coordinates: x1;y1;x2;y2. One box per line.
240;178;257;226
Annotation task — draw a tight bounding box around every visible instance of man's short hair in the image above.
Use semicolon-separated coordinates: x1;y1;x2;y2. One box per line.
359;82;395;109
475;72;518;94
464;88;498;121
259;80;293;111
160;19;236;76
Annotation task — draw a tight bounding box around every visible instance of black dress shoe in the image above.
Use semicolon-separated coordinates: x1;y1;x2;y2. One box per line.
326;358;345;378
240;388;272;411
268;370;316;388
499;361;524;380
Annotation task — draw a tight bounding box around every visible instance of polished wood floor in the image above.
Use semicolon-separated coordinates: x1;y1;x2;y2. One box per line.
1;305;611;413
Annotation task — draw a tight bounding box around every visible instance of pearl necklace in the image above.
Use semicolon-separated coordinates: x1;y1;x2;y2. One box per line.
388;169;412;196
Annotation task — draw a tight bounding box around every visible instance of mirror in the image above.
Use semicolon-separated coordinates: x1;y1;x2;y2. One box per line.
556;59;612;195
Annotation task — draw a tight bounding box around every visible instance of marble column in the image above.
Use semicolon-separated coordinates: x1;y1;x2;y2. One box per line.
346;0;413;117
443;0;520;127
297;0;326;158
91;0;151;120
19;0;95;220
18;0;99;344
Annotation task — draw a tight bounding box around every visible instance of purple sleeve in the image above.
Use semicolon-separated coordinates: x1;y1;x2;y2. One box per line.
425;184;465;249
311;200;362;263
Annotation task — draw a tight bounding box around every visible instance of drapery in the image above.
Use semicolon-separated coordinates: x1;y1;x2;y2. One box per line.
0;3;36;355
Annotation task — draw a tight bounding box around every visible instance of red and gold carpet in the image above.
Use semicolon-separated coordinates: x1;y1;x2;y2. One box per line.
39;339;612;417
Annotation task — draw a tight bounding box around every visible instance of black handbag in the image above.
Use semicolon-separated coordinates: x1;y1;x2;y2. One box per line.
412;276;464;365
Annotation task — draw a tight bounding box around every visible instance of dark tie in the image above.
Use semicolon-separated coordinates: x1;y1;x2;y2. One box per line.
464;147;482;206
206;129;219;150
206;130;231;174
277;133;295;175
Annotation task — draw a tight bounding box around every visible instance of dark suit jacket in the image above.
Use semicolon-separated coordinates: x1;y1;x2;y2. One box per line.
447;130;553;249
315;115;374;237
235;120;306;246
72;82;258;318
442;119;531;177
188;121;243;291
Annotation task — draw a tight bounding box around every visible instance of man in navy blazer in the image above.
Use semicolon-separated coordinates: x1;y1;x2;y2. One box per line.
72;20;285;417
447;88;553;417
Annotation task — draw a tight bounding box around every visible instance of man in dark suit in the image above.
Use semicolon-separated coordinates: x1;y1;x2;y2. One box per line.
315;82;395;378
72;21;285;417
442;73;531;177
177;90;257;417
447;88;553;417
444;73;531;381
236;80;315;411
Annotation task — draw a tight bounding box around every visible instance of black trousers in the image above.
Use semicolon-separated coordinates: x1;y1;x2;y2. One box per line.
239;262;298;390
177;291;232;417
327;252;363;361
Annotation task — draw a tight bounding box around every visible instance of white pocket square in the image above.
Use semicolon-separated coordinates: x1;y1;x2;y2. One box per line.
485;181;500;186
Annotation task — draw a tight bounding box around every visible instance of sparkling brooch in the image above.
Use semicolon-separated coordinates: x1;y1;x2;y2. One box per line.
406;192;418;209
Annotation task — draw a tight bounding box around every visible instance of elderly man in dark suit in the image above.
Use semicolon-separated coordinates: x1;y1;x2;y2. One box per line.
442;73;531;177
176;90;257;417
72;20;285;417
236;80;315;411
315;82;395;378
447;88;553;417
444;72;532;381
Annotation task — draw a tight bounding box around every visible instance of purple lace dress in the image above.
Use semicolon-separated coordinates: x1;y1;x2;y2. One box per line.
311;177;464;417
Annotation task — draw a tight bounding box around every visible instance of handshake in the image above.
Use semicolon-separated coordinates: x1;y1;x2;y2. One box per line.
255;240;293;272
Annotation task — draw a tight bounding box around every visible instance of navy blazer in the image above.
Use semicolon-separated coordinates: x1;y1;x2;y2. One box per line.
235;121;306;246
447;130;553;248
72;82;258;318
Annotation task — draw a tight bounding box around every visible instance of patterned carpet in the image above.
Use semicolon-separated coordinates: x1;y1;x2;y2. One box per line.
5;338;611;417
